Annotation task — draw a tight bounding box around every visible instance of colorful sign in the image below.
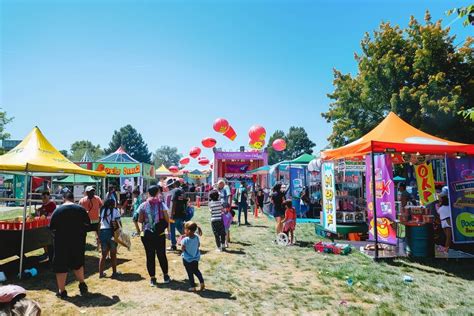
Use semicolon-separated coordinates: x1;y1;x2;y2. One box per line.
214;151;267;162
93;162;142;177
446;157;474;243
366;154;397;245
225;163;250;174
414;162;436;205
322;162;337;233
290;167;305;198
142;164;156;180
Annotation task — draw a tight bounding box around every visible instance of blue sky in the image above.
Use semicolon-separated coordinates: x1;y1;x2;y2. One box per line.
0;0;471;168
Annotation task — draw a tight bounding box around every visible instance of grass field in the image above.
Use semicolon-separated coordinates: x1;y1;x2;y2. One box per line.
3;207;474;315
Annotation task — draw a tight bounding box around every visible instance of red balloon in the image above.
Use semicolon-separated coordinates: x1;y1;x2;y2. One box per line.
272;138;286;151
169;166;179;173
202;137;217;148
249;139;265;150
248;125;266;141
179;157;190;165
213;118;230;134
189;147;201;159
198;158;210;166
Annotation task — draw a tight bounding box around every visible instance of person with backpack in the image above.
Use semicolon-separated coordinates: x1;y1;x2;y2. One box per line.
137;185;172;286
235;181;250;226
167;179;188;251
98;199;122;278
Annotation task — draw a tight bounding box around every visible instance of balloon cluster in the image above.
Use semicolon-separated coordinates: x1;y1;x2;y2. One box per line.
213;118;237;141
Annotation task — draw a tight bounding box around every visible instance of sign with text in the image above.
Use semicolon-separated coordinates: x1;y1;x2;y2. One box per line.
322;162;337;233
415;163;436;205
93;162;142;177
446;157;474;243
366;154;397;245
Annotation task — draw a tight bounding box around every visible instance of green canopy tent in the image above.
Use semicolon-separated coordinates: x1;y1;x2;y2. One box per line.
54;175;100;184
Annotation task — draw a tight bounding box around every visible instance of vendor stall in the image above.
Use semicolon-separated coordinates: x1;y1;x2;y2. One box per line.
0;127;106;276
321;112;474;260
212;149;268;185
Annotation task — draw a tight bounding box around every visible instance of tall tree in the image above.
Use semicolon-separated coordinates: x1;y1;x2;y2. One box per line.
322;12;474;147
70;140;103;161
59;150;70;159
0;109;13;141
266;127;315;165
105;125;152;163
153;146;182;167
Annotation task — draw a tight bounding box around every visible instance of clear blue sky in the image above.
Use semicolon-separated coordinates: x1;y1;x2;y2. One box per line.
0;0;470;167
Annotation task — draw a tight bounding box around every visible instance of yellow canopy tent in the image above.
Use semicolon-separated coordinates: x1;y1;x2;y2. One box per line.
155;164;173;177
0;127;106;277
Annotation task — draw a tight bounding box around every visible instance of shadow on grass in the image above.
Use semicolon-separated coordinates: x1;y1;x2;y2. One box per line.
65;293;121;307
157;279;236;300
111;272;145;282
294;240;315;248
243;225;268;229
232;241;252;246
224;249;246;255
387;259;474;281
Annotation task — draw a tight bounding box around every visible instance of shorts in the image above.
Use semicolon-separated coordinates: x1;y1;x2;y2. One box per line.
53;240;86;273
274;209;285;218
99;228;118;252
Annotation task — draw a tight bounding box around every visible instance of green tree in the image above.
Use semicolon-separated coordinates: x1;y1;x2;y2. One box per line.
0;109;13;141
153;146;182;167
322;12;474;147
446;5;474;27
59;150;70;159
70;140;103;161
266;127;315;165
105;125;152;163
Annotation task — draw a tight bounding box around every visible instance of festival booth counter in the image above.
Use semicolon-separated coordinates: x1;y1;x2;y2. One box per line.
212;150;268;185
0;127;106;275
320;112;474;260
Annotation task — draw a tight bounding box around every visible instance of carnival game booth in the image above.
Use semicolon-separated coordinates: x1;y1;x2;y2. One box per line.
88;147;155;198
212;149;268;186
0;127;106;276
321;112;474;260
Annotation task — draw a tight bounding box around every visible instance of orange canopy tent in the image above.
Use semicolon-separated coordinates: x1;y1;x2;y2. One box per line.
321;112;474;161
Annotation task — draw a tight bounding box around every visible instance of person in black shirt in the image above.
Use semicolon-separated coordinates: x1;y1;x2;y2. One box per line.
168;180;187;251
271;183;287;235
49;192;90;299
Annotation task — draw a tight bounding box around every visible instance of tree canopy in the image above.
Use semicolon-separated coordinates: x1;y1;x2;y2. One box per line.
153;146;182;167
0;109;13;141
70;140;103;161
105;125;152;163
322;12;474;148
266;127;316;165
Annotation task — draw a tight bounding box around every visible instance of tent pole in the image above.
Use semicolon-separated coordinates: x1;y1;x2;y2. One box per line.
371;152;379;261
19;172;29;279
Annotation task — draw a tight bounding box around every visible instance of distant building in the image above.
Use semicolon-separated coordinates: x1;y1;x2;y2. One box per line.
0;140;21;151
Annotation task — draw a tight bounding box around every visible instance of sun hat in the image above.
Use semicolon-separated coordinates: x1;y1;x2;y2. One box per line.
85;186;96;192
439;186;449;197
0;285;26;303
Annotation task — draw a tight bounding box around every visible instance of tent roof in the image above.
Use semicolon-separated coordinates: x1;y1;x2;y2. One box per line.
249;165;270;175
80;150;93;162
290;153;315;164
98;146;139;163
54;174;100;183
0;127;106;177
321;112;474;160
155;164;173;176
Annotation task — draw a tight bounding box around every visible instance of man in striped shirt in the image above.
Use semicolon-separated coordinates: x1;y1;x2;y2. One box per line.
208;190;227;252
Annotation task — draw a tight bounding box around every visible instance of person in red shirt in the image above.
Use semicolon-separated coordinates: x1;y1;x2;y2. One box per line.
282;200;296;245
36;191;56;217
79;186;103;246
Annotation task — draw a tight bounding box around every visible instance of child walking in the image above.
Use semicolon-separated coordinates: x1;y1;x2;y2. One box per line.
208;190;227;251
282;200;296;245
181;222;205;292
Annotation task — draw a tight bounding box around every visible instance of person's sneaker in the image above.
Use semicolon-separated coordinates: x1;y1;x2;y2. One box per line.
167;245;177;251
99;272;107;279
245;222;251;226
163;275;171;284
199;283;206;291
150;277;157;287
111;271;122;278
224;242;229;248
56;290;68;299
79;282;88;296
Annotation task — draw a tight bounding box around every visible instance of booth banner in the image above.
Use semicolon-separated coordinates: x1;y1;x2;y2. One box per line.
142;164;156;180
446;157;474;243
290;167;305;198
322;162;337;233
414;163;436;205
93;162;141;177
366;154;397;245
226;163;250;174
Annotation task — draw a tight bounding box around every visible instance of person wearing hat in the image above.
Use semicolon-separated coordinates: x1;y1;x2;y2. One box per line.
437;188;452;252
79;186;103;244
